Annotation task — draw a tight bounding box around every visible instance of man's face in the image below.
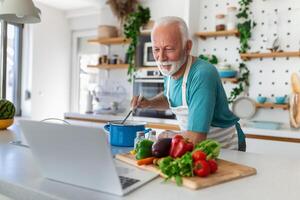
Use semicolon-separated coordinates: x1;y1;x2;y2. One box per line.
152;24;187;76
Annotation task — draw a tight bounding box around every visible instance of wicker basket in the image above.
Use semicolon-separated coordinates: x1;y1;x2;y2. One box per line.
97;25;118;38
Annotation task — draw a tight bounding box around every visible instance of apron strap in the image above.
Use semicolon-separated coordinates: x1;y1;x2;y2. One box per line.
182;55;192;107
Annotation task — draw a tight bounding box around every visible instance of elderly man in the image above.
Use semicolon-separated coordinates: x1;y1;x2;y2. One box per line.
131;16;246;151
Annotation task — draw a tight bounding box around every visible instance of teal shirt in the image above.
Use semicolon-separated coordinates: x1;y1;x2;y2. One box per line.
164;58;239;133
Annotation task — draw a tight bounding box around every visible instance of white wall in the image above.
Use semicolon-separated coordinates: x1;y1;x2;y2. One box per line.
23;3;71;120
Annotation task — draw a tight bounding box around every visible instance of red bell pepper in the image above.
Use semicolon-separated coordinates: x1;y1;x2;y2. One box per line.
169;135;194;158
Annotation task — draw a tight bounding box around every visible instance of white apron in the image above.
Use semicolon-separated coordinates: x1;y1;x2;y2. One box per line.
166;55;239;150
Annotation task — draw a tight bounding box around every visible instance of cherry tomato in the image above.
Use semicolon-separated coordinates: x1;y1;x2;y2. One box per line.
193;160;210;177
208;159;218;174
192;150;207;161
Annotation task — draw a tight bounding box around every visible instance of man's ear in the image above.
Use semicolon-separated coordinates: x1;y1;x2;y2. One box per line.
185;40;193;54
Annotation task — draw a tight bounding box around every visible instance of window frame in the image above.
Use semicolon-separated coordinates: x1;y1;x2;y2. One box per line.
0;20;23;116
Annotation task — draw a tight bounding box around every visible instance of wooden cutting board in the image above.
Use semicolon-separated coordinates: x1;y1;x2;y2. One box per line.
115;153;257;190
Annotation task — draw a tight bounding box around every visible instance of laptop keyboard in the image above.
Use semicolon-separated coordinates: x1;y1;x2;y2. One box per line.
119;176;140;189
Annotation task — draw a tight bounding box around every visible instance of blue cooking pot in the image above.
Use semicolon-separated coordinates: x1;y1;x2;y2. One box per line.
104;120;150;147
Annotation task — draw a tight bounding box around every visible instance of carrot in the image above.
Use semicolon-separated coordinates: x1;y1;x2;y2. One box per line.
137;157;155;166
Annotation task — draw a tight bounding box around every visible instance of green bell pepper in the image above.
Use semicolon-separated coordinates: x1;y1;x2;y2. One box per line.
135;139;154;160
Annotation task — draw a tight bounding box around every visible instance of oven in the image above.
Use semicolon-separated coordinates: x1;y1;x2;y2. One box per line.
133;68;176;119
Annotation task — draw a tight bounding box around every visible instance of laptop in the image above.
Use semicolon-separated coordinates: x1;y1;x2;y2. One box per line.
18;120;158;196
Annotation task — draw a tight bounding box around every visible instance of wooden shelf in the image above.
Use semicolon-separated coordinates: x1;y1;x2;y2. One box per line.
87;37;130;45
195;29;239;39
87;64;129;69
221;78;238;83
240;51;300;61
256;102;289;110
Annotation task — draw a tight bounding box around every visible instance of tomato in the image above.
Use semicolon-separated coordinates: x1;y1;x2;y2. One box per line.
208;159;218;174
192;150;207;161
193;160;210;177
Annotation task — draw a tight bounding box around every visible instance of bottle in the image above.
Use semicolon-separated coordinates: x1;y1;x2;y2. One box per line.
85;91;93;113
215;14;226;31
134;131;145;149
147;130;157;142
227;7;237;30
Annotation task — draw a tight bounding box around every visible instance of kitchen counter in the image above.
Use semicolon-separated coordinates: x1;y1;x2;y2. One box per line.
1;122;300;200
64;112;300;140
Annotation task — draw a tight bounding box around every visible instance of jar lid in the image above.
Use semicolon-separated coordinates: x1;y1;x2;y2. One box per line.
216;14;226;19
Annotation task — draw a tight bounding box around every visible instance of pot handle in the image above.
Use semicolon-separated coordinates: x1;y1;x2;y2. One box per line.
104;124;110;132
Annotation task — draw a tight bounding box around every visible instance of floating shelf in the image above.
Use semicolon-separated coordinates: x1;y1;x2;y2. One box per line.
256;102;289;110
87;64;129;69
195;29;239;39
87;37;130;45
240;51;300;61
221;78;238;83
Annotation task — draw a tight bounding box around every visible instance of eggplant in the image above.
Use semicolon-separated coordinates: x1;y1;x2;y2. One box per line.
152;138;172;158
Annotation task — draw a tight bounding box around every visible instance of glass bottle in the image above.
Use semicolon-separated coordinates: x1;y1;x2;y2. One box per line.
134;131;145;149
227;7;237;30
147;130;157;142
215;14;226;31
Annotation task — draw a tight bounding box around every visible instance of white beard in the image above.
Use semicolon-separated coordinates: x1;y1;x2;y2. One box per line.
156;55;187;76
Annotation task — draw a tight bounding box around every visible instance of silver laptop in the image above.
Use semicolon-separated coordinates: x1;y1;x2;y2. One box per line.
18;120;158;196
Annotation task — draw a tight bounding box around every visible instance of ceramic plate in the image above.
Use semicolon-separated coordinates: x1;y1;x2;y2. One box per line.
232;97;257;119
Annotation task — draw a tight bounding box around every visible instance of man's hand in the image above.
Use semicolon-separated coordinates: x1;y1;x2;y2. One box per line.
130;96;151;109
183;131;207;145
130;92;169;110
157;130;207;146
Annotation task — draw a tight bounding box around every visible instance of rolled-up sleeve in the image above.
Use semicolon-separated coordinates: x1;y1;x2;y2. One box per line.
187;68;217;133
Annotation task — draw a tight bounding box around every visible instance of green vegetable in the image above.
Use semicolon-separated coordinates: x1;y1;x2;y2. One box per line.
135;139;153;160
158;152;193;186
194;139;221;160
0;99;15;119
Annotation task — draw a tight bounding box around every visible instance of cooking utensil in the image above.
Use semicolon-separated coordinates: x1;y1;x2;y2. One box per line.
104;120;151;147
121;94;143;124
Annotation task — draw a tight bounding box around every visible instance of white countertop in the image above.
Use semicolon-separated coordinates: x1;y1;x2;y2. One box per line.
1;122;300;200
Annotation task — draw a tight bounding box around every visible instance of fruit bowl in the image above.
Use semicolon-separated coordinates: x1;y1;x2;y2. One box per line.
0;118;14;130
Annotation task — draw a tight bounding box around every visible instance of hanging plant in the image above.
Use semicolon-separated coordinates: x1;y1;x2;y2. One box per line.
123;5;150;81
227;0;255;104
106;0;138;34
198;54;219;65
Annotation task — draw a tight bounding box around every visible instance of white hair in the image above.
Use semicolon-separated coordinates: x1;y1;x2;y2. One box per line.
151;16;189;46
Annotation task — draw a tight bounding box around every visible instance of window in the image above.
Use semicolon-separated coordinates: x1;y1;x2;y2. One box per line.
0;21;23;115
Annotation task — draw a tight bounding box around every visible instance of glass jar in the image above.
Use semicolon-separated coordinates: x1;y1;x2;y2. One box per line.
215;14;226;31
227;6;237;30
134;131;145;149
147;130;157;142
